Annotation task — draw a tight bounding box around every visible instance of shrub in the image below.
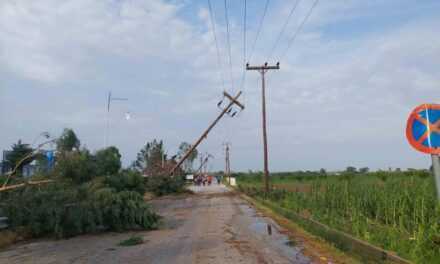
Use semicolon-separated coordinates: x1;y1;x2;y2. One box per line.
105;170;146;195
1;182;159;238
145;175;185;196
118;235;144;246
95;146;122;176
54;150;96;184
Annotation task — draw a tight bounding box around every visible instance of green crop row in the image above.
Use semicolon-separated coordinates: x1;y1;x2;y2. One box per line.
236;170;440;263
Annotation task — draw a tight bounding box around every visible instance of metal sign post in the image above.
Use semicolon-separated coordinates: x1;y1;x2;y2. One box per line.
431;155;440;199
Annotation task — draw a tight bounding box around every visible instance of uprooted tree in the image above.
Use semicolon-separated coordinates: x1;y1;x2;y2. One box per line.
132;139;186;195
0;128;159;239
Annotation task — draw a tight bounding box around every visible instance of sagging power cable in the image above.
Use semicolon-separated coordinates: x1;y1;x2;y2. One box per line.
267;0;302;62
278;0;320;62
207;0;226;91
247;0;270;64
224;0;234;91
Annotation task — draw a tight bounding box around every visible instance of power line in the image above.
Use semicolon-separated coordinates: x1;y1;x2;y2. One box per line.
224;0;234;91
207;0;226;91
247;0;270;63
267;0;302;62
239;0;247;97
278;0;320;62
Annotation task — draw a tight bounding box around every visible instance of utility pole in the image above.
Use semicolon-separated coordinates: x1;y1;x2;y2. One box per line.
204;153;209;174
224;142;231;185
194;153;213;175
170;91;244;175
246;62;280;193
105;91;128;147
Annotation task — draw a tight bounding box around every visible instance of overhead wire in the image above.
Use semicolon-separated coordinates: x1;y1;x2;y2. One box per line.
267;0;302;62
224;0;234;92
278;0;320;62
247;0;270;64
238;0;247;113
207;0;226;91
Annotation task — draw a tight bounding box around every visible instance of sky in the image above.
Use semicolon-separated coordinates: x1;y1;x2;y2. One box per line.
1;0;440;172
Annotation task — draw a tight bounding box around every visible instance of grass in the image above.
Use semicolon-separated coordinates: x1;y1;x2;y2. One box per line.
118;235;144;246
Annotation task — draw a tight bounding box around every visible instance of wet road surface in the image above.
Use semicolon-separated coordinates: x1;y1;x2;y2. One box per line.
0;184;320;264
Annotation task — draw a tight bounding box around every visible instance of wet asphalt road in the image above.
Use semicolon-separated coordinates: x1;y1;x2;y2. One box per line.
0;184;314;264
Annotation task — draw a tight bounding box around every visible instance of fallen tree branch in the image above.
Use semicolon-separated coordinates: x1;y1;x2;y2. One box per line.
0;180;53;192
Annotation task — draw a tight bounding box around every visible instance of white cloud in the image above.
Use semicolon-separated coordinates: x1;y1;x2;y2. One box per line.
0;0;439;171
0;0;205;83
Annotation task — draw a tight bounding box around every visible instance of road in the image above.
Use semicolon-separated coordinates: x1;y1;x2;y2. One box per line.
0;184;343;264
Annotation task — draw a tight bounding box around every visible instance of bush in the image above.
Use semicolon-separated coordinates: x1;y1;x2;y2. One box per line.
1;182;159;238
118;235;144;246
145;175;185;196
54;151;96;184
95;146;122;176
105;170;146;195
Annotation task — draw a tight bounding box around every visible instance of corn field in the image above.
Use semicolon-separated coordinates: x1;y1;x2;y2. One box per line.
237;170;440;263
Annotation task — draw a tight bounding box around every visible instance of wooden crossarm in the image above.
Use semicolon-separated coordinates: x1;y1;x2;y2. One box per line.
223;91;245;110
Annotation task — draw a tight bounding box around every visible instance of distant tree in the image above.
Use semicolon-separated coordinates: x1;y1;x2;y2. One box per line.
134;139;165;175
177;142;198;172
57;128;80;152
5;140;34;174
95;146;121;176
319;168;327;175
55;149;96;184
395;168;401;172
359;167;369;174
346;166;357;173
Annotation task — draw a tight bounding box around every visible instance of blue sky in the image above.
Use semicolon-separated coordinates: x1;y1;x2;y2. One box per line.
1;0;440;172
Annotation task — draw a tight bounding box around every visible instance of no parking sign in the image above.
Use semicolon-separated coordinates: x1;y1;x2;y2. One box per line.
406;103;440;199
406;104;440;154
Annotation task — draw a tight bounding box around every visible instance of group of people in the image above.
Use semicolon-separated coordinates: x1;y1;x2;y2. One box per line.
194;174;222;186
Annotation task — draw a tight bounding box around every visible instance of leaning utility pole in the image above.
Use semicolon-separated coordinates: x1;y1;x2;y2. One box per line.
195;153;212;175
246;62;280;193
170;91;245;175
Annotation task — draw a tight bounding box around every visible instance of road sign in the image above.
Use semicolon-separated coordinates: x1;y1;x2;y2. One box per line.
406;104;440;154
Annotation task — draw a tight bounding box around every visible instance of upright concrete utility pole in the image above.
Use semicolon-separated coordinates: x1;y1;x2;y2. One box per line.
223;142;231;184
246;62;280;193
170;91;245;175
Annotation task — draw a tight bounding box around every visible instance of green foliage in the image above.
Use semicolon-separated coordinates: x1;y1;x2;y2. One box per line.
57;128;80;152
54;150;96;184
134;139;165;175
1;131;161;242
95;146;122;176
105;170;145;195
118;235;144;246
359;167;369;173
177;142;198;172
1;182;159;238
237;170;440;263
4;140;33;174
345;166;357;173
145;175;185;196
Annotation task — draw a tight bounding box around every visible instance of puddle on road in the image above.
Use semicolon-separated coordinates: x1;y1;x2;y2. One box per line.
239;204;312;264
